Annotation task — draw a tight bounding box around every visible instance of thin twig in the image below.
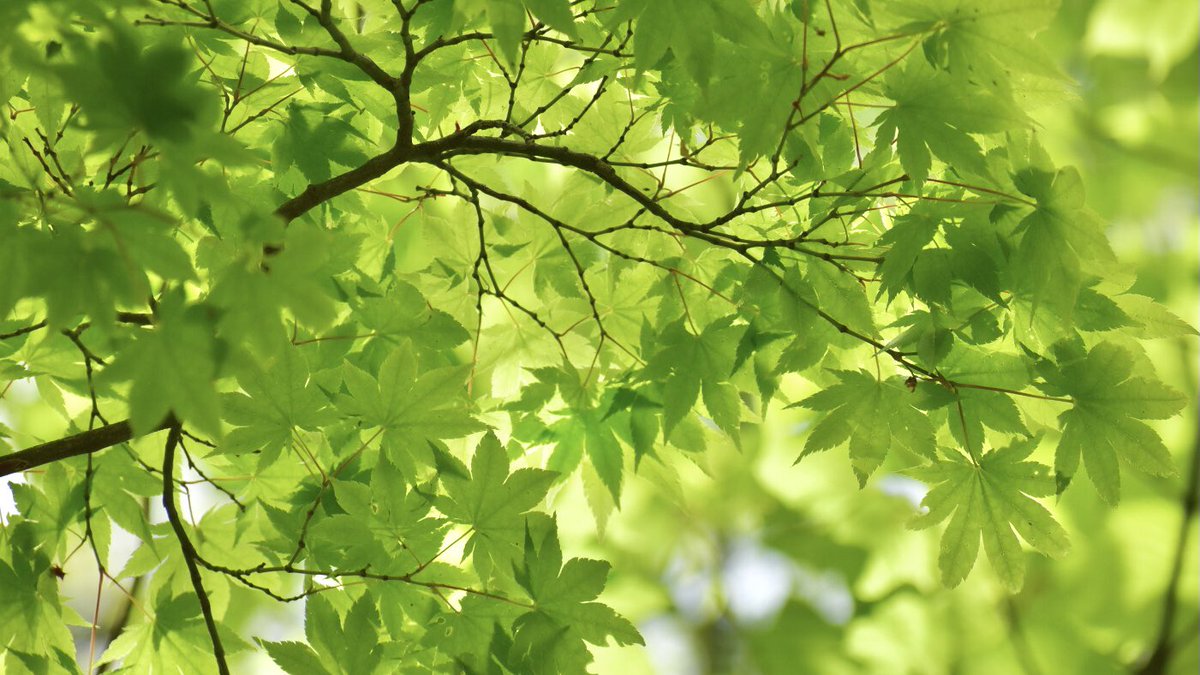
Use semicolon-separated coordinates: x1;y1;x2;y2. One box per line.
161;426;230;675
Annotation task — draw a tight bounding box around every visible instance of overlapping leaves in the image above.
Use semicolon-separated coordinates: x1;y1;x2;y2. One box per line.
511;517;643;673
0;0;1192;673
338;347;487;478
439;433;556;579
792;370;936;484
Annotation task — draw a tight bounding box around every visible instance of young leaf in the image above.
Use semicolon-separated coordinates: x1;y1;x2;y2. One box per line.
511;518;643;673
259;640;331;675
1042;341;1186;503
794;370;936;484
911;439;1070;591
643;319;742;442
339;348;487;477
103;293;222;437
1011;166;1115;328
439;433;557;578
221;349;335;455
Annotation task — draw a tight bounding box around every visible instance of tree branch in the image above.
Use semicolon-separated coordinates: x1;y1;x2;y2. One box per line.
440;135;700;232
1136;406;1200;675
273;144;406;224
161;425;230;675
0;417;174;478
269;119;515;227
0;320;48;340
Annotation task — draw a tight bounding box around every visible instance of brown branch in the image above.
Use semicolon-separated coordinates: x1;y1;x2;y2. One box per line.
273;144;406;224
283;0;399;89
0;417;174;478
0;320;48;340
441;135;698;231
161;426;230;675
269;119;515;227
116;311;155;326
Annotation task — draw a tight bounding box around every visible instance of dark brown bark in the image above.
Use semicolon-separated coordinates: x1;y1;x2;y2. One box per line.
0;417;174;478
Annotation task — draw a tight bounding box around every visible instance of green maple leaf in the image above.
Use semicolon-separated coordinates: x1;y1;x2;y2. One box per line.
484;0;585;67
221;349;336;455
543;392;630;502
793;370;936;484
618;0;766;77
0;524;78;662
0;0;1192;665
807;262;878;340
910;439;1070;591
1010;166;1116;328
1040;341;1186;504
738;262;835;381
423;595;524;671
102;291;222;437
9;463;85;556
439;433;557;580
273;103;369;183
259;641;330;675
643;319;742;443
339;347;487;477
309;457;447;572
893;0;1063;80
542;365;638;497
485;0;526;67
74;186;195;283
53;23;210;144
510;517;642;674
202;221;351;353
524;0;579;39
96;587;223;674
877;206;941;303
943;210;1006;303
355;282;471;350
1114;294;1200;339
915;346;1030;455
22;229;143;330
262;594;383;675
876;61;1025;184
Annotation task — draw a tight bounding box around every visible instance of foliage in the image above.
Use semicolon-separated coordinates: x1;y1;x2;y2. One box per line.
0;0;1194;673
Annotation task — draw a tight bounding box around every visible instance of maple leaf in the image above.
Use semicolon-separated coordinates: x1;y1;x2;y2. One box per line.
910;439;1070;591
0;0;1190;670
510;516;643;674
439;433;557;580
526;361;633;501
308;456;447;573
877;206;941;303
915;345;1031;455
876;61;1023;185
221;349;336;455
338;347;487;477
0;524;77;662
643;319;743;443
1040;341;1186;503
273;103;369;183
260;594;384;675
96;587;223;674
102;291;222;437
1011;166;1116;326
793;370;936;484
892;0;1064;80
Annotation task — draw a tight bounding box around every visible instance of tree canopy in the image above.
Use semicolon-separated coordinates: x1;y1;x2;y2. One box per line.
0;0;1195;673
